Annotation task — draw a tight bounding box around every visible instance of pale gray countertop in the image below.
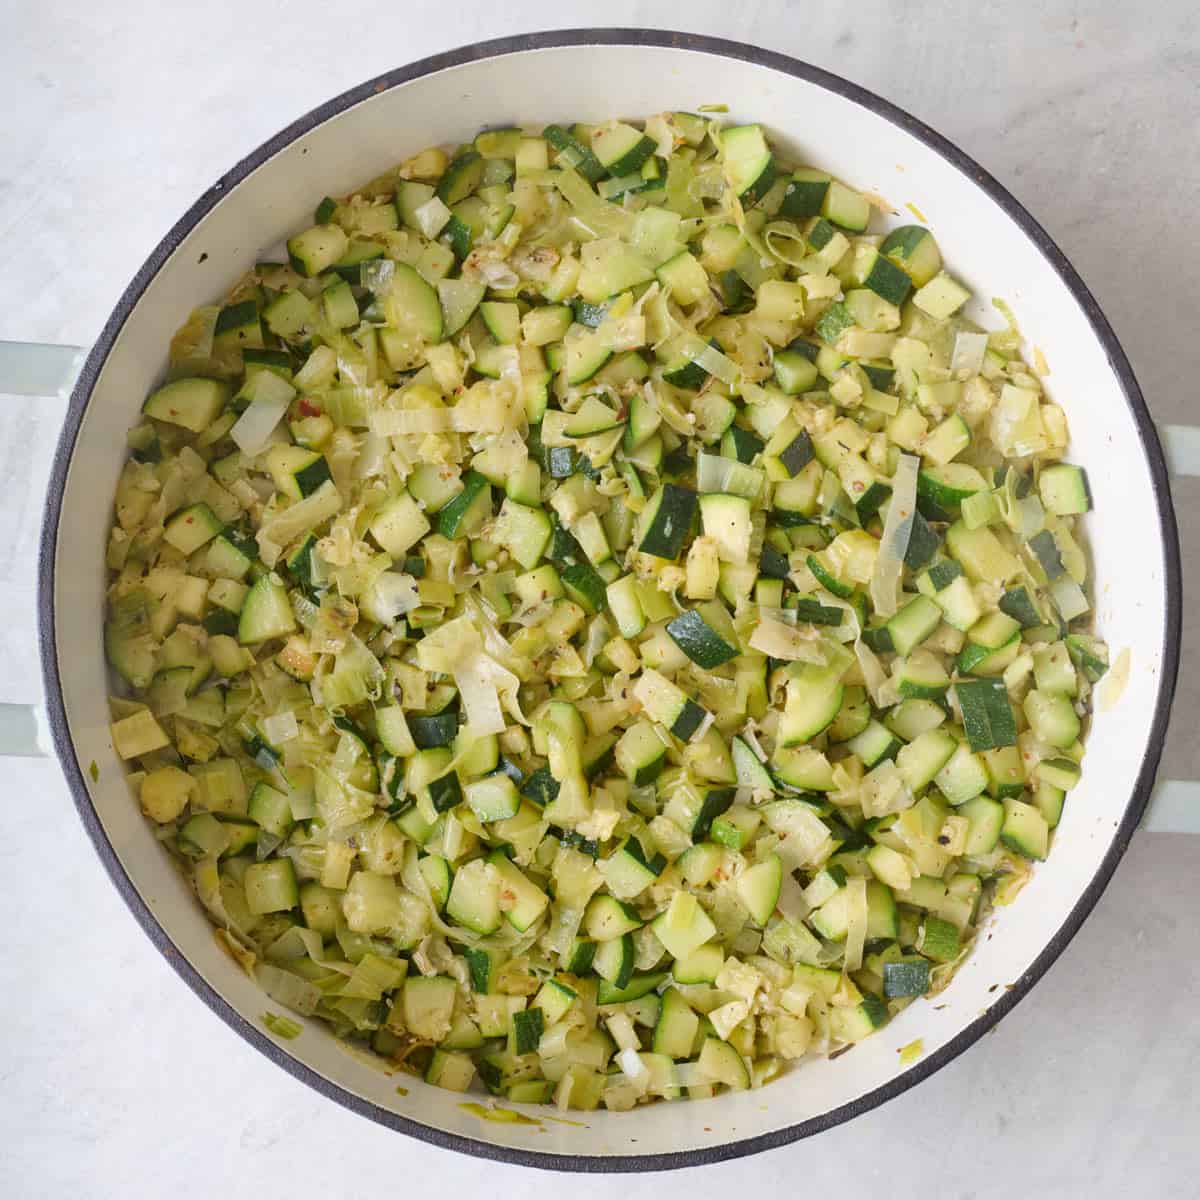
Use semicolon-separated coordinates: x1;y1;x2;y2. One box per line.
2;3;1198;1196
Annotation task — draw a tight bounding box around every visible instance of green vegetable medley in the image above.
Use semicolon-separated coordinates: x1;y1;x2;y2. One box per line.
104;112;1107;1110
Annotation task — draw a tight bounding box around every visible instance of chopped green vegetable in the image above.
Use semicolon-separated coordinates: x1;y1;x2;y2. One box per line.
106;111;1102;1113
261;1012;303;1039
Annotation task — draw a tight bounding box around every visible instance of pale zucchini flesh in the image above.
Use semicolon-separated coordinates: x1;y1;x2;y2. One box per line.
105;109;1103;1110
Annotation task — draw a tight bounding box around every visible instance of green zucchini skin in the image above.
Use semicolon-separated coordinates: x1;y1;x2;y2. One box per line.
103;108;1105;1111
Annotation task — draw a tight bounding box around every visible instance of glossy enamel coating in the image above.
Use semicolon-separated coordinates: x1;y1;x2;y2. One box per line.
39;30;1180;1171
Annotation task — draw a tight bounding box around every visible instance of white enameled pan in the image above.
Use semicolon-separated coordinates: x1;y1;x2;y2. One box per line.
1;29;1195;1172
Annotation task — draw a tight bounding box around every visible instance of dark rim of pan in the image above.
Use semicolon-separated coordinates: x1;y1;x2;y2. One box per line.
38;28;1182;1174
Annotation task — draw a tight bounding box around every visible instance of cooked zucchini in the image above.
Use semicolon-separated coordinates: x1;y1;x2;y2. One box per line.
106;111;1101;1112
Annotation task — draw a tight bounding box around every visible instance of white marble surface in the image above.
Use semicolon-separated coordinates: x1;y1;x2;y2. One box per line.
2;3;1198;1195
